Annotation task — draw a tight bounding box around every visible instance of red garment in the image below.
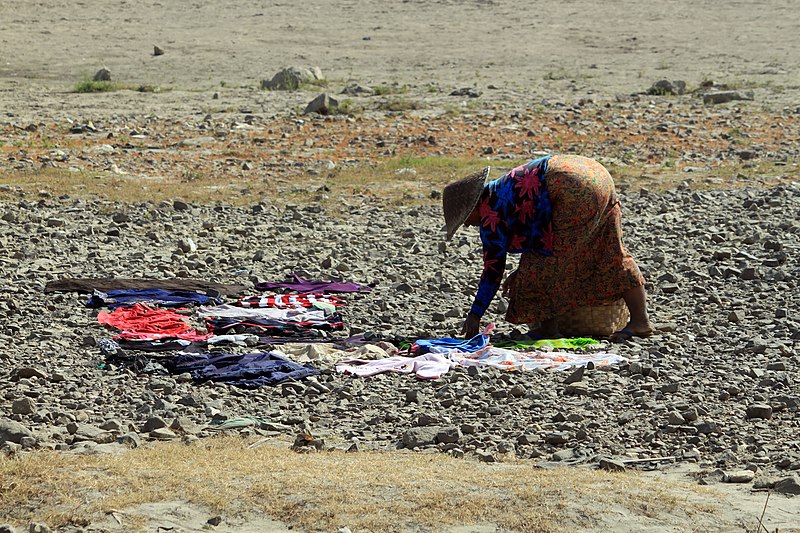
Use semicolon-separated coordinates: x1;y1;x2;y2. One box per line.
97;303;211;341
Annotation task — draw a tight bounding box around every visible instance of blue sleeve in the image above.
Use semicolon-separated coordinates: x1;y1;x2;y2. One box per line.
469;230;507;318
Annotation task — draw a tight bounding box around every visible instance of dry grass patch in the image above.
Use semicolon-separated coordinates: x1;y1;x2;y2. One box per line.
0;436;720;532
1;158;793;214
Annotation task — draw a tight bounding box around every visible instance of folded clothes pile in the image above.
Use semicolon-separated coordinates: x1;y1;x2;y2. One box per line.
49;275;372;387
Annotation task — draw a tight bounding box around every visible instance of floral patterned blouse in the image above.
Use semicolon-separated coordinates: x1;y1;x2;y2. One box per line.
470;156;554;318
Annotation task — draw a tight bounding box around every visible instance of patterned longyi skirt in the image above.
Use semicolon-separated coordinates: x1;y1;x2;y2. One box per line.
505;155;644;324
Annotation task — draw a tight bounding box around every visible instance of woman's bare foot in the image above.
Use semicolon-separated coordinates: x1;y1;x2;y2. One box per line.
610;321;655;342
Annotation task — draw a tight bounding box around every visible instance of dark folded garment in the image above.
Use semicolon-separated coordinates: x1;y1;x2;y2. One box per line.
45;277;247;297
164;351;319;388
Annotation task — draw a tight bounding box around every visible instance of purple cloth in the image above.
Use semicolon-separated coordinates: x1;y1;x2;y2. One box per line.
86;288;221;309
256;274;372;294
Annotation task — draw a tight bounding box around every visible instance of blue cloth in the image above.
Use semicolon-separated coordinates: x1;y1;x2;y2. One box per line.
86;288;221;309
471;156;554;318
166;351;319;388
413;333;490;355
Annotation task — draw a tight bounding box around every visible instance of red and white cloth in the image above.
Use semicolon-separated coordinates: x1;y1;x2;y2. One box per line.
237;293;344;309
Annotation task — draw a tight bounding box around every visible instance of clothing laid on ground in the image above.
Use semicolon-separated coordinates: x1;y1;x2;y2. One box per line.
196;304;331;322
440;346;627;372
336;353;454;379
493;337;600;350
472;154;645;324
256;274;372;294
206;315;344;336
237;293;344;309
164;351;319;388
117;338;193;352
336;345;626;378
412;333;491;355
87;289;220;309
97;303;211;341
45;277;247;297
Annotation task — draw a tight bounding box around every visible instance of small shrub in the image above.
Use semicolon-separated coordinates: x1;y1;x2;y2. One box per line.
373;84;410;96
378;97;421;112
73;78;125;93
337;99;362;116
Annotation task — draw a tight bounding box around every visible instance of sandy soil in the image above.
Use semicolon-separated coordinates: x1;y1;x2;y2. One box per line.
1;0;799;121
1;1;800;532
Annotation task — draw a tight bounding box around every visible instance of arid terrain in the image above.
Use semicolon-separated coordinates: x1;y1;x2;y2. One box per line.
1;1;800;532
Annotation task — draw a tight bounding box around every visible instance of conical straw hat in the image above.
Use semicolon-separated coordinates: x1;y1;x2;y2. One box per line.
442;167;490;241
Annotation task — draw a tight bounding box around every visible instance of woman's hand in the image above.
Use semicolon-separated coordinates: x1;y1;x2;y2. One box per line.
502;270;518;297
462;312;481;339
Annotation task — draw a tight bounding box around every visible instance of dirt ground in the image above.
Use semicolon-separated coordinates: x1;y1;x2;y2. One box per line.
1;0;799;119
1;1;800;531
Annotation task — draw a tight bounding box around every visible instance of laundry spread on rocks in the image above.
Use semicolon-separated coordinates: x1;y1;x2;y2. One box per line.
46;276;622;392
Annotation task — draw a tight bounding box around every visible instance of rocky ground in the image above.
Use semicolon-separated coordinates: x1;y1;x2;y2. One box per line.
2;0;800;530
0;165;799;490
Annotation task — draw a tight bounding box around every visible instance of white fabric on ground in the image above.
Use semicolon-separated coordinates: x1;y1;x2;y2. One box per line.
197;304;327;322
336;353;454;379
438;346;627;371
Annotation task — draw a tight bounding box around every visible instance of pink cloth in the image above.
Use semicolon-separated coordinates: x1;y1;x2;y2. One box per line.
335;353;454;379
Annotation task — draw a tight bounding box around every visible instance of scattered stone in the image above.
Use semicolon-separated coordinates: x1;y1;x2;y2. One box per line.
598;457;626;472
435;427;461;444
118;432;142;448
746;403;773;420
402;426;440;448
304;93;339;115
723;470;755;483
150;428;177;440
0;420;33;444
11;398;36;415
153;45;165;56
71;424;114;444
341;83;374;96
12;367;47;380
142;417;168;432
703;90;754;104
450;87;481;98
774;476;800;495
563;367;584;384
261;66;324;91
93;68;111;82
648;80;686;95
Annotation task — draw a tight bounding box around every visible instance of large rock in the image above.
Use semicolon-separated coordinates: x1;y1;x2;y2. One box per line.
0;420;33;445
70;424;114;444
304;93;339;115
93;68;111;81
402;426;440;448
648;79;686;95
774;476;800;495
261;66;324;91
